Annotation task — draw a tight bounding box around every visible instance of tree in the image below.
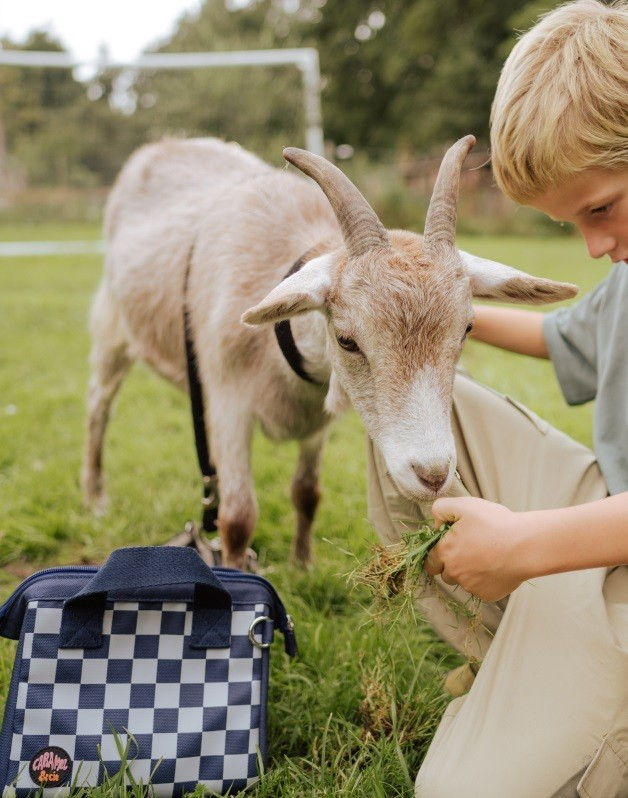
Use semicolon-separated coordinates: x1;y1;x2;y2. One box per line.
132;0;308;162
0;0;577;189
0;31;85;182
0;30;150;186
296;0;538;153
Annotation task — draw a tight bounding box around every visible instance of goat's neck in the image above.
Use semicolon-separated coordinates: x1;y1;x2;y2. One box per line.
289;310;331;386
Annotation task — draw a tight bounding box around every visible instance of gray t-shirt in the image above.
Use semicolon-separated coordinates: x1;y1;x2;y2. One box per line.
543;262;628;495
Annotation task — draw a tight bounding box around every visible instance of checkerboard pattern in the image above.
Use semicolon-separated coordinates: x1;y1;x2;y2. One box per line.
4;599;269;797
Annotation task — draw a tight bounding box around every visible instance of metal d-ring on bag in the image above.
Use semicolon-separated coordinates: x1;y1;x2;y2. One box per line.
0;546;297;796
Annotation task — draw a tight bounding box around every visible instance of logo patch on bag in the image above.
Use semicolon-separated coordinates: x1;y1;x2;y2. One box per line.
29;746;72;786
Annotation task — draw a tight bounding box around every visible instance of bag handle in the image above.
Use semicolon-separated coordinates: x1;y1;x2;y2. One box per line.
59;547;231;650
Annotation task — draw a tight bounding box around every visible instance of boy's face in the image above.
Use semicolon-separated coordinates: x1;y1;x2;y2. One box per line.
528;170;628;263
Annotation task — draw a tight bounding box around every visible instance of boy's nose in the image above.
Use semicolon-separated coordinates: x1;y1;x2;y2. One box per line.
583;231;616;259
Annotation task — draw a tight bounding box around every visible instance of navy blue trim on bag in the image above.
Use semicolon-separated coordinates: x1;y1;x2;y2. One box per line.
0;624;27;788
0;562;296;654
59;548;232;649
0;566;97;639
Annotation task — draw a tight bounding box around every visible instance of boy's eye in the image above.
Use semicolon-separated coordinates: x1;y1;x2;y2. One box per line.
337;335;361;353
591;203;612;215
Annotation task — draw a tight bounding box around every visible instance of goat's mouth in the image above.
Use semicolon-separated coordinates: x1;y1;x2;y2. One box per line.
385;465;455;505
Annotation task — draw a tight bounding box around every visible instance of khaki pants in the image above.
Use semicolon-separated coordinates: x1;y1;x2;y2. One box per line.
366;374;628;798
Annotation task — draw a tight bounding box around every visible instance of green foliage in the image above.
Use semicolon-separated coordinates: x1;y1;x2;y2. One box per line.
0;31;80;184
310;0;535;151
132;0;307;161
0;31;147;187
0;228;608;795
0;31;82;136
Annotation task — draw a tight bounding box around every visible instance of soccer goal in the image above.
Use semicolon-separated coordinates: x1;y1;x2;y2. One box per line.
0;47;324;256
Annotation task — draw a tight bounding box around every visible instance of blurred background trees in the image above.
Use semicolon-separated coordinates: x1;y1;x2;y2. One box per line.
0;0;577;231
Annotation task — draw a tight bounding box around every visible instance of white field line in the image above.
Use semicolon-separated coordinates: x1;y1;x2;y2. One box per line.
0;240;105;257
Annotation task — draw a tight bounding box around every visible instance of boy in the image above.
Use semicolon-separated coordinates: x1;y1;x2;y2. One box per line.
367;1;628;795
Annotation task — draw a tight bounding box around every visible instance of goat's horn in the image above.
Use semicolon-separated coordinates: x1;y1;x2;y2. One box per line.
283;148;390;258
423;135;476;256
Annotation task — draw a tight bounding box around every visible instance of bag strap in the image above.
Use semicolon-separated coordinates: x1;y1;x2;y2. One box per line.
184;246;219;533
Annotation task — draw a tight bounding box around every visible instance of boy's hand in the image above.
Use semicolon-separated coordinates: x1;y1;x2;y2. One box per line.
424;496;529;602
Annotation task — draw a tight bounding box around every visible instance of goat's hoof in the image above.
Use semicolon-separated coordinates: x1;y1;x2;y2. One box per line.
290;550;314;571
222;555;246;571
84;492;108;517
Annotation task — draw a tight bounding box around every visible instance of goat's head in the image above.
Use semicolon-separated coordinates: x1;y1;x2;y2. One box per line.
242;137;578;502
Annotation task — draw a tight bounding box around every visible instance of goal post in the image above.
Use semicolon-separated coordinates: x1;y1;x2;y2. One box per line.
0;47;324;256
0;47;324;156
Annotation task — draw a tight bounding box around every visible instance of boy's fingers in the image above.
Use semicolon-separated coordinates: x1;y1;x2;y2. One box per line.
432;497;462;526
441;569;458;586
424;545;444;577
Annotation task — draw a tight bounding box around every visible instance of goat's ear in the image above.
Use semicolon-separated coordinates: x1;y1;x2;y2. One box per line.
241;255;333;326
459;250;579;304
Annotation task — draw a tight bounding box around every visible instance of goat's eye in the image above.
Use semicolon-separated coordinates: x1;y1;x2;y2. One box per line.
463;323;473;339
337;335;361;353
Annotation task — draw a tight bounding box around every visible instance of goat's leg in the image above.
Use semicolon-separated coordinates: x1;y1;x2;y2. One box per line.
81;280;134;513
291;429;326;566
208;389;258;570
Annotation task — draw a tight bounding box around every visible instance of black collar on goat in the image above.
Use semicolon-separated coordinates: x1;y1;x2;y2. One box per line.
274;251;325;386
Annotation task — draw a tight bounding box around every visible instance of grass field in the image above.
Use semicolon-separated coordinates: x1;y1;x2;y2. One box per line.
0;227;610;795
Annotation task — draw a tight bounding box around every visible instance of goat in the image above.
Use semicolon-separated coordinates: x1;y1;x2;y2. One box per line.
82;135;577;568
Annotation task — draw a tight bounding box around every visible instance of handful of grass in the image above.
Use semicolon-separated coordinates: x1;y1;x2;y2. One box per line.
354;521;452;607
355;521;483;663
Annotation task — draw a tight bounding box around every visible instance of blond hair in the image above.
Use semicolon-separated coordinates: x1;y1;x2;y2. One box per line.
490;0;628;203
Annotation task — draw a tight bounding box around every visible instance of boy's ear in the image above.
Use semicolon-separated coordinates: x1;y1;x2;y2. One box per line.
459;250;579;304
241;254;333;326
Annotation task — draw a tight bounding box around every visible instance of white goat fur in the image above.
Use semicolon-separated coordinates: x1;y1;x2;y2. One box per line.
84;137;577;568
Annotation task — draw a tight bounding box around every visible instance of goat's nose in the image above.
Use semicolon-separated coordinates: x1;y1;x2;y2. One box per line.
412;464;449;494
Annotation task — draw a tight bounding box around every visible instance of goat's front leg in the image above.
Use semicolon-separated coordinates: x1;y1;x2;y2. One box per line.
208;388;258;570
291;429;326;566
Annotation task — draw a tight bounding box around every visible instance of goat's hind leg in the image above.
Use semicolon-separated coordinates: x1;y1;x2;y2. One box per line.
291;429;326;566
82;280;134;514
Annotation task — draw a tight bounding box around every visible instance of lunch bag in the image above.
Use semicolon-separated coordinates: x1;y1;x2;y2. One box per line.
0;546;296;796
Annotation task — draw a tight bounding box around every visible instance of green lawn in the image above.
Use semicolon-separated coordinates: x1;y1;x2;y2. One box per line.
0;228;609;795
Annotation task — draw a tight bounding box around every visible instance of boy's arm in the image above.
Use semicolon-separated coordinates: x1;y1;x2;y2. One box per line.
426;493;628;602
517;493;628;576
470;305;549;359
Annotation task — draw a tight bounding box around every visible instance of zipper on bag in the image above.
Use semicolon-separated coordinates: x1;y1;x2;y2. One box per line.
0;565;98;634
1;564;296;653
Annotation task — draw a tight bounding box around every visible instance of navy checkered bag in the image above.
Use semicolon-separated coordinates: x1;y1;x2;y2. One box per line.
0;547;297;796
